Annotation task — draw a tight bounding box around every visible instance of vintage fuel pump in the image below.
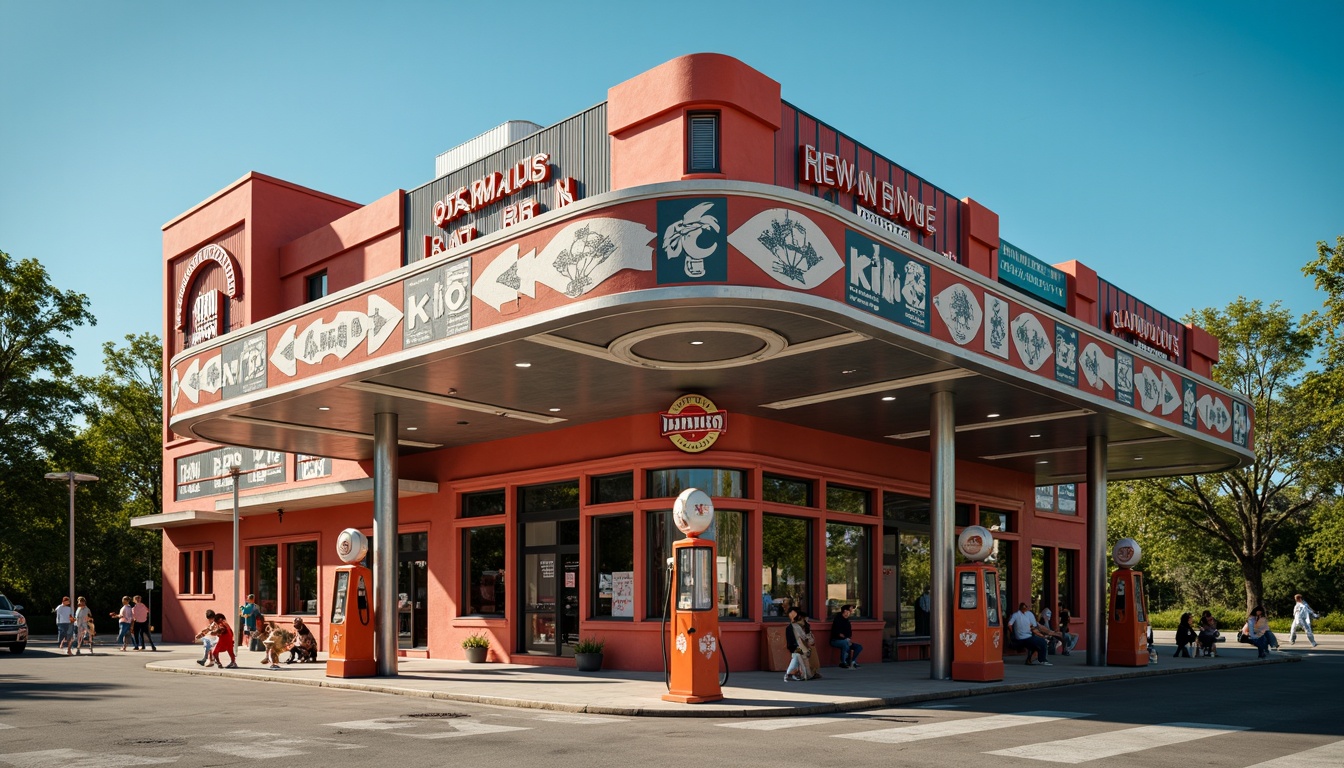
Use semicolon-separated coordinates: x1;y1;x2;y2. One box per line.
326;528;376;678
1107;537;1149;667
662;488;724;703
951;525;1004;682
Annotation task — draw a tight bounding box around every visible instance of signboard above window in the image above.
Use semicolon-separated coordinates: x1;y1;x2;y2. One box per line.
998;240;1067;311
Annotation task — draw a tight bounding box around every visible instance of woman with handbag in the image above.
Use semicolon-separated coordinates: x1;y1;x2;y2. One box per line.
783;607;821;681
1244;606;1272;659
1197;610;1220;657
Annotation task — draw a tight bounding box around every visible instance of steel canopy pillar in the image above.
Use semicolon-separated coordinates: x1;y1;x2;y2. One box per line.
373;412;400;677
929;390;955;679
1086;433;1108;666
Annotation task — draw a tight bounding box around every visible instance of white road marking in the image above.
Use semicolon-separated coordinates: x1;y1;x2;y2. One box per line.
201;732;366;759
325;719;417;730
532;714;628;724
987;722;1248;763
835;711;1092;744
0;725;13;730
199;742;306;759
0;749;177;767
397;721;530;739
1243;739;1344;768
719;718;835;730
914;703;966;709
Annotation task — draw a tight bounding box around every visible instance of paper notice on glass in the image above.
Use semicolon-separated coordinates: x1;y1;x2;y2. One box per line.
612;571;634;618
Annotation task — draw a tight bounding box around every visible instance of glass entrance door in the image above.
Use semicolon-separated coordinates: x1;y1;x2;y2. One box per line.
518;480;580;657
398;532;428;649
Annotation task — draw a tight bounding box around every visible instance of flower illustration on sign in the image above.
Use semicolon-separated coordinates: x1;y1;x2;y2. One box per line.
959;629;978;647
663;201;721;278
934;283;982;345
728;208;843;290
1010;313;1053;371
553;224;618;297
675;632;688;654
758;212;820;284
992;630;1001;648
984;294;1009;359
698;632;717;659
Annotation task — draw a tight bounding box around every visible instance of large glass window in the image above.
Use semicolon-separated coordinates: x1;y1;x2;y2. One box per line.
714;510;746;619
826;485;870;515
883;492;929;524
249;545;278;615
646;510;673;620
1031;546;1048;615
762;514;810;618
763;474;813;506
982;507;1014;533
463;525;506;616
286;541;318;615
825;523;870;618
179;548;213;596
520;481;580;513
901;533;931;636
464;489;505;518
591;472;634;505
593;515;634;618
994;540;1015;615
646;468;744;499
1059;549;1077;614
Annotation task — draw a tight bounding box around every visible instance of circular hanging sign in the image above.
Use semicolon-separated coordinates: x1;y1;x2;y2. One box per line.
659;394;728;453
336;528;369;564
957;525;994;562
672;487;715;538
1112;537;1142;568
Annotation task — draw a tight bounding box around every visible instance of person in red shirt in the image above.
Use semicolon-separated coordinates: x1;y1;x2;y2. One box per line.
130;595;157;652
210;615;238;668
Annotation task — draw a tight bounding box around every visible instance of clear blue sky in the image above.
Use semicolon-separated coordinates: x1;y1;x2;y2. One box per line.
2;1;1340;376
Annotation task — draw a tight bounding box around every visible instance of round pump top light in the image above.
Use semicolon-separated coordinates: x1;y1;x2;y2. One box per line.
1111;537;1142;569
336;528;369;564
957;525;994;562
672;487;714;538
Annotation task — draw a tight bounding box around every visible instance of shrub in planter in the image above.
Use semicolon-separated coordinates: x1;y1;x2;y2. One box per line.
574;636;604;671
462;632;490;663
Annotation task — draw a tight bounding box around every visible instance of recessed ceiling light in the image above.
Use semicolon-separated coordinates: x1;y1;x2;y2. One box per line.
1029;433;1041;438
318;406;330;411
690;340;704;346
515;362;532;368
881;396;896;402
842;369;857;375
1134;456;1144;461
1036;460;1049;464
549;408;562;412
987;413;1001;418
406;426;418;431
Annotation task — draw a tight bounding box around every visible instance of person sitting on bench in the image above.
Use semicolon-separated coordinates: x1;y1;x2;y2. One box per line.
1007;602;1051;666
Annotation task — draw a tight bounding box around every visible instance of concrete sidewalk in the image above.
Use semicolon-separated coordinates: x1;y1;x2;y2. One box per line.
133;630;1333;718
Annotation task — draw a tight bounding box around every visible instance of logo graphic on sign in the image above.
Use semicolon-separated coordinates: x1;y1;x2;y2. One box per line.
659;198;726;282
660;394;728;453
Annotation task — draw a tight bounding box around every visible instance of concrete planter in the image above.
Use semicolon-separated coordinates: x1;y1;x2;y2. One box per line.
464;646;488;663
575;652;603;672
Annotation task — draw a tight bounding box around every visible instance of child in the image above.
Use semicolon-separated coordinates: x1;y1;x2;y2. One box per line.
209;613;238;668
193;610;218;665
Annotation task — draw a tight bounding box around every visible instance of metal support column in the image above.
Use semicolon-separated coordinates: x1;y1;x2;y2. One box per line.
373;412;400;677
929;390;956;680
231;468;240;650
1086;433;1108;666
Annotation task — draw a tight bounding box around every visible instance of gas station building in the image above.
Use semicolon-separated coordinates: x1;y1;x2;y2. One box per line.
138;53;1254;675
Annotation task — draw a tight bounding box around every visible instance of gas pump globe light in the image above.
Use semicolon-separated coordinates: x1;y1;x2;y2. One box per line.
336;528;369;564
1112;538;1142;568
957;525;994;562
672;488;714;537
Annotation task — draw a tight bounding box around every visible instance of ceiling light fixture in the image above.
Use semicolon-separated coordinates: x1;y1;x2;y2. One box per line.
987;413;1000;418
344;381;565;424
223;415;442;449
406;426;418;431
762;369;977;410
690;340;704;346
881;396;896;402
888;408;1092;441
1029;433;1041;438
515;362;532;368
318;406;330;411
549;408;561;412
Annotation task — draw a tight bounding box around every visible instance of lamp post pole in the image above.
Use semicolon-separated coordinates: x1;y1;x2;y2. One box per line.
44;471;99;602
231;467;241;650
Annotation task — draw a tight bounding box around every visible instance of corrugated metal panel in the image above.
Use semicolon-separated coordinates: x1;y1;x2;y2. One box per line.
406;103;610;265
434;121;545;179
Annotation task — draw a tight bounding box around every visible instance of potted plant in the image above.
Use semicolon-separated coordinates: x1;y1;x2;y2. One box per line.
574;636;605;672
462;632;490;663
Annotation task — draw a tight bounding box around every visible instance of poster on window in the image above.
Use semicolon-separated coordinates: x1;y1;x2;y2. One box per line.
612;571;634;618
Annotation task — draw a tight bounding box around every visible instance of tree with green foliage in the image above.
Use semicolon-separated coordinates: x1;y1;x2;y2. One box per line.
0;251;95;599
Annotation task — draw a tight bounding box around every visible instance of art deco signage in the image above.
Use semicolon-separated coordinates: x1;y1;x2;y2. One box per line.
799;144;937;236
997;240;1066;311
176;244;240;347
660;394;728;453
176;446;286;501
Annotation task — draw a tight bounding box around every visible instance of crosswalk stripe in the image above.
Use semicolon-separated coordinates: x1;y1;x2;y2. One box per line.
0;748;178;766
1243;739;1344;768
720;718;835;730
532;714;628;724
324;719;417;730
986;722;1248;763
397;722;530;739
834;711;1092;744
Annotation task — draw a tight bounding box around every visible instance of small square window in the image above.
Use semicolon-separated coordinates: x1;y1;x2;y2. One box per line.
306;270;328;302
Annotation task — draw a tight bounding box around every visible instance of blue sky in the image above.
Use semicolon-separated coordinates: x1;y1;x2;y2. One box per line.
2;1;1340;376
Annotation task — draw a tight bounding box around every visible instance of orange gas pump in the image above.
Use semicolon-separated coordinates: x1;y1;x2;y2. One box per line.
327;528;376;678
662;488;723;704
1106;537;1149;667
952;525;1004;682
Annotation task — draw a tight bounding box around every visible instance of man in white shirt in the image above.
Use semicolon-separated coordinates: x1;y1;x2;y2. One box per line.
1007;602;1051;665
54;597;75;653
1290;594;1319;647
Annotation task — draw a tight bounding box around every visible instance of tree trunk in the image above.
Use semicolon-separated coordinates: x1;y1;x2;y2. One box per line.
1241;567;1264;615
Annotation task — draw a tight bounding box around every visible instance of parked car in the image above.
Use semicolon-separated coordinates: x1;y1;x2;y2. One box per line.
0;594;28;653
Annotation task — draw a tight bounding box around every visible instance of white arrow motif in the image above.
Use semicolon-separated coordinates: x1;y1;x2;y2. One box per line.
270;325;298;377
1159;371;1181;415
474;244;525;311
199;354;224;394
366;293;403;354
181;358;200;404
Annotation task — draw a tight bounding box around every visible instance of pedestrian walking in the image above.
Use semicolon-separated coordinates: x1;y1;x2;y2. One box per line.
131;594;156;651
72;597;94;655
1289;594;1319;647
210;614;238;668
110;596;134;651
53;596;75;653
238;594;262;651
193;610;219;665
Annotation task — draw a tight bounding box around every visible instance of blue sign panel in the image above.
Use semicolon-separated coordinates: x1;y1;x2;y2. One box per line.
1054;323;1079;387
844;230;930;333
657;197;728;284
998;240;1067;310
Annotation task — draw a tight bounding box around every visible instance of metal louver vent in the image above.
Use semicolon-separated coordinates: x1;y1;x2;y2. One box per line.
688;113;719;173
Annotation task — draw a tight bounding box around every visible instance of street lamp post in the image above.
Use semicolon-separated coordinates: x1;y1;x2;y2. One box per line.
231;467;240;651
44;471;99;602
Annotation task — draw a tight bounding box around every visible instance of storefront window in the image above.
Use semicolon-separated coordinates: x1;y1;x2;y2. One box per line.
762;514;809;618
593;514;634;618
826;485;870;515
591;472;634;505
982;507;1013;533
286;541;318;615
714;510;746;620
883;492;929;524
1059;549;1077;614
520;480;580;513
825;523;870;618
248;544;278;615
646;468;744;499
463;525;505;616
763;474;812;506
995;540;1014;614
646;510;672;620
463;489;505;518
900;533;930;636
